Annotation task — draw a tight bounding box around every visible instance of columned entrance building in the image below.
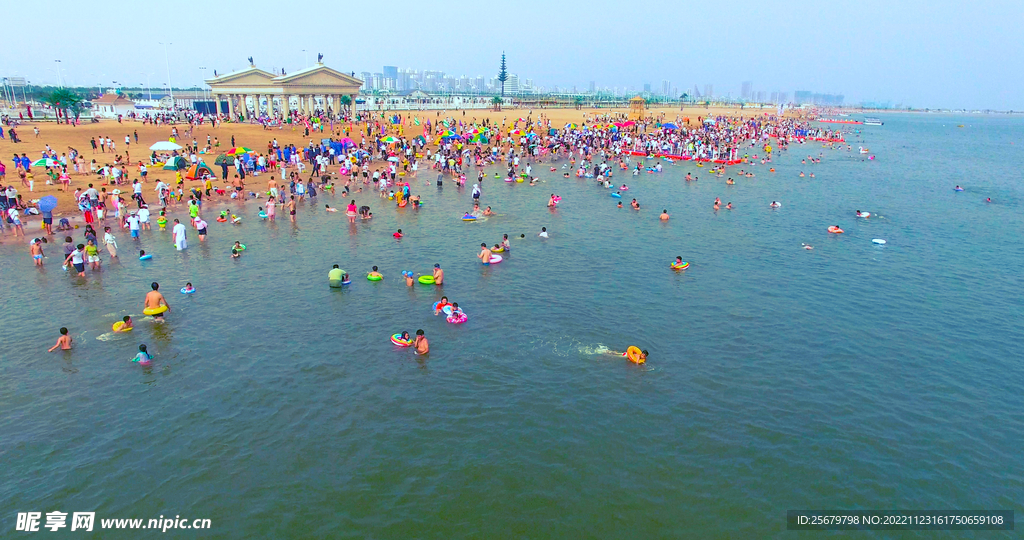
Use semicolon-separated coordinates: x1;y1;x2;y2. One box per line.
206;61;362;117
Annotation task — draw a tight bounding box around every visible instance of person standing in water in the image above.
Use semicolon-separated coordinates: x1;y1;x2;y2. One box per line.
478;243;492;264
433;263;444;285
414;329;429;355
145;282;169;321
172;219;188;251
48;327;73;352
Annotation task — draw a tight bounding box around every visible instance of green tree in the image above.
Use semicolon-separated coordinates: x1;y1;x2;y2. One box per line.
43;88;84;124
498;52;508;97
573;96;584;110
491;95;503;111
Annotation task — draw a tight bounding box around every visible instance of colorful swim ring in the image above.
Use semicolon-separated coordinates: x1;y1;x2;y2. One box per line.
490;247;504;253
516;178;524;183
611;192;621;198
505;178;513;183
233;244;246;251
112;321;131;332
139;254;152;260
143;305;168;316
827;226;844;234
462;215;477;221
367;273;383;281
446;311;467;324
258;212;268;218
418;275;435;284
857;212;871;218
488;254;503;264
216;218;227;222
390;333;414;347
671;262;690;270
626;346;644;364
180;287;196;294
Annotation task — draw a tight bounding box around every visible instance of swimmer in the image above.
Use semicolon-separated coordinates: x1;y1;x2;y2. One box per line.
770;201;782;208
434;297;451;315
501;234;511;252
232;241;244;252
231;249;240;259
986;197;992;203
607;347;648;362
539;227;549;238
368;266;383;280
630;199;640;210
414;329;429;355
433;263;444;284
483;206;494;216
325;204;337;212
660;209;669;221
799;172;805;177
802;243;814;250
403;271;415;286
478;243;492;264
115;316;133;332
48;327;73;352
393;229;403;239
617;201;623;208
145;282;170;321
183;282;195;294
726;202;732;210
726;178;734;185
547;194;557;207
131;344;152;365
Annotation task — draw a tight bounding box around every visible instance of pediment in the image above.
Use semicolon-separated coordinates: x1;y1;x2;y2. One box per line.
273;65;363;87
206;67;277;86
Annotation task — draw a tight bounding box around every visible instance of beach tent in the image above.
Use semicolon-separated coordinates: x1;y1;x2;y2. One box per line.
162;156;188;170
185;162;214;180
213;154;232;166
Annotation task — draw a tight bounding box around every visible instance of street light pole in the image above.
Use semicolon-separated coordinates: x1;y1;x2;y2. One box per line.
159;42;174;106
54;60;63;88
199;67;208;100
302;49;308;66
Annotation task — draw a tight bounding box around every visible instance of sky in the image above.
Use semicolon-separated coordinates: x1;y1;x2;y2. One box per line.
3;0;1022;110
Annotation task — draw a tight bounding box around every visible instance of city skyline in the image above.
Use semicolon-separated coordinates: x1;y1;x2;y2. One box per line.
2;0;1021;110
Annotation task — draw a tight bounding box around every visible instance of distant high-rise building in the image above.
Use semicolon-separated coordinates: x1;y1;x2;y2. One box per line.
756;91;766;103
589;81;596;93
383;65;398;87
704;84;713;99
741;81;753;100
779;92;788;104
643;83;651;93
503;74;520;94
360;72;372;90
662;80;670;96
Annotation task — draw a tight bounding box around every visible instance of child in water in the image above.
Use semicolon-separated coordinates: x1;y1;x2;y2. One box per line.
434;296;451;315
116;316;134;332
403;271;415;286
183;282;195;293
132;344;152;365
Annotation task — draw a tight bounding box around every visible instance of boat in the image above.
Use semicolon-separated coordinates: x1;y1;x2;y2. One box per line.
864;118;883;126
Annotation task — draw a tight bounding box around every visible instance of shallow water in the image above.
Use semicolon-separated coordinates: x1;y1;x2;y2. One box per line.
2;113;1023;537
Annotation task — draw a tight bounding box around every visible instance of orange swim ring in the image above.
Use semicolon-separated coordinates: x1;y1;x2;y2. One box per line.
827;226;843;234
626;346;645;364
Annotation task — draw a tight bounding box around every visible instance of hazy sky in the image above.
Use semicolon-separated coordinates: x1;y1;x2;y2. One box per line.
4;0;1022;110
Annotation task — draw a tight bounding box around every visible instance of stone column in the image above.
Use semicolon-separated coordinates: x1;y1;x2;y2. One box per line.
267;94;275;116
283;94;291;116
227;94;235;117
308;95;316;114
350;93;358;118
296;94;303;114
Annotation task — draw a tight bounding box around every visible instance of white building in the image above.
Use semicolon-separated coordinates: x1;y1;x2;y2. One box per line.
92;94;136;118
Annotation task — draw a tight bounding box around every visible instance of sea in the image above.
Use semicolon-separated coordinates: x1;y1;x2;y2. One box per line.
1;113;1022;538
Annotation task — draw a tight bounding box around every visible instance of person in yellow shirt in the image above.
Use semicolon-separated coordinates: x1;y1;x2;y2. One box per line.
204;177;213;197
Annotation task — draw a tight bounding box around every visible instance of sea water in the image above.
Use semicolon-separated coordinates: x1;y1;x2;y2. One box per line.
1;113;1022;537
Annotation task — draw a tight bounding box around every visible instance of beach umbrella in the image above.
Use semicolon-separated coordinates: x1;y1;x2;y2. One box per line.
214;154;232;165
412;135;426;145
564;123;577;129
38;195;58;212
31;158;59;168
438;130;455;138
380;136;399;144
227;147;252;156
339;137;355;148
149;141;182;151
662;123;679;130
548;128;557;136
510;129;524;136
387;156;400;162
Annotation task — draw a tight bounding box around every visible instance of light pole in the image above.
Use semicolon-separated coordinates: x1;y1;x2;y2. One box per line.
140;72;152;100
199;67;208;100
159;42;174;106
54;60;63;88
302;49;308;66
